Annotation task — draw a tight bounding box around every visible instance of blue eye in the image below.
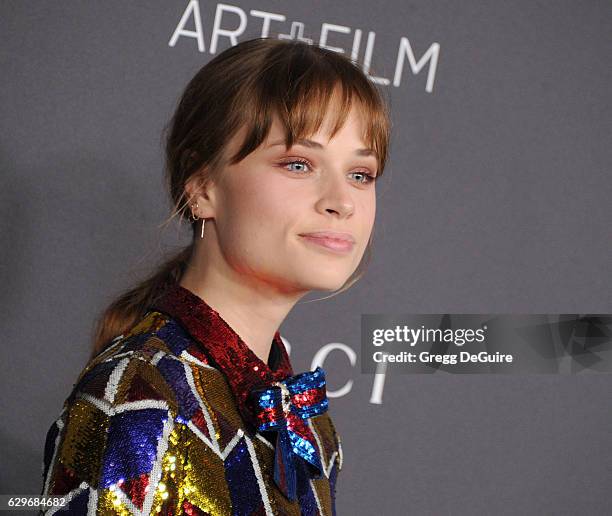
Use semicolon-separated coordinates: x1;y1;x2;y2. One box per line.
350;171;377;185
279;158;377;185
281;158;311;173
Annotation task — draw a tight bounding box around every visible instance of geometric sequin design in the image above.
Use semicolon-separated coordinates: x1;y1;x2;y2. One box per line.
40;282;343;515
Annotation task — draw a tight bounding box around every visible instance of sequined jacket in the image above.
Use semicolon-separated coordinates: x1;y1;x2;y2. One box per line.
40;282;343;515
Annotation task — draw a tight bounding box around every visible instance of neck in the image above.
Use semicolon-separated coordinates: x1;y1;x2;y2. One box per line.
179;242;307;365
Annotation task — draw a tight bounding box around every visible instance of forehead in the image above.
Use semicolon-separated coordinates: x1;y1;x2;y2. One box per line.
265;106;369;149
221;100;374;169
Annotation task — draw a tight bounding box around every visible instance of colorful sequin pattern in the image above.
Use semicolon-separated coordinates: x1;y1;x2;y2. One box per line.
40;282;343;515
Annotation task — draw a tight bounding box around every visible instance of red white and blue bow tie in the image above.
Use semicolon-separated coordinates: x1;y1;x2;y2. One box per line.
250;366;329;501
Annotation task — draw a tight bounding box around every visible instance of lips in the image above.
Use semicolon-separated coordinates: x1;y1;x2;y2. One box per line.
298;231;355;244
299;232;355;254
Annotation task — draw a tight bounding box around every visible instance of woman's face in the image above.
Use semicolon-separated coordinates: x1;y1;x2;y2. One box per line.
203;105;378;294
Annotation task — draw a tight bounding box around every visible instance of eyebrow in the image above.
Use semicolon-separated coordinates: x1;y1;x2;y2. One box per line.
268;138;377;158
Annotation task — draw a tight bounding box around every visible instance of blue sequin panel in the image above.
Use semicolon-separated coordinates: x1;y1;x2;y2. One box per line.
100;408;168;487
296;461;318;516
156;355;200;420
225;436;262;516
155;319;195;356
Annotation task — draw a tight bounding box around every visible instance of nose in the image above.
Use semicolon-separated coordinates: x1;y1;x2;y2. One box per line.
315;170;355;218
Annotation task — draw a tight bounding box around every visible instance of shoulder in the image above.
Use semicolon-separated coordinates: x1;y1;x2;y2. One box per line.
42;310;228;497
70;310;224;412
63;308;252;432
89;309;211;372
50;309;228;448
57;310;235;431
50;310;189;432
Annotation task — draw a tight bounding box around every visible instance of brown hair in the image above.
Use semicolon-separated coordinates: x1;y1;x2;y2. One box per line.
90;37;392;358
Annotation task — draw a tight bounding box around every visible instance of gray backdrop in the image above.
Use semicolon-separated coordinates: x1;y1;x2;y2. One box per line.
1;1;611;514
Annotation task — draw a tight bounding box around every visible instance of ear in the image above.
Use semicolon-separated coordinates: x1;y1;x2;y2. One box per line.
184;173;217;219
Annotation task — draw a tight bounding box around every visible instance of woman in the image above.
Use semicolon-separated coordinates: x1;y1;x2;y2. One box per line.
40;37;391;515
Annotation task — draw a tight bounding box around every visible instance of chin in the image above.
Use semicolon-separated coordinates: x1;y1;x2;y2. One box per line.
290;260;355;291
302;275;351;292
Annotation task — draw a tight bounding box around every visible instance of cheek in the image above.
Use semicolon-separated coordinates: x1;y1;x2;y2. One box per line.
359;192;377;232
220;178;297;248
353;194;376;256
